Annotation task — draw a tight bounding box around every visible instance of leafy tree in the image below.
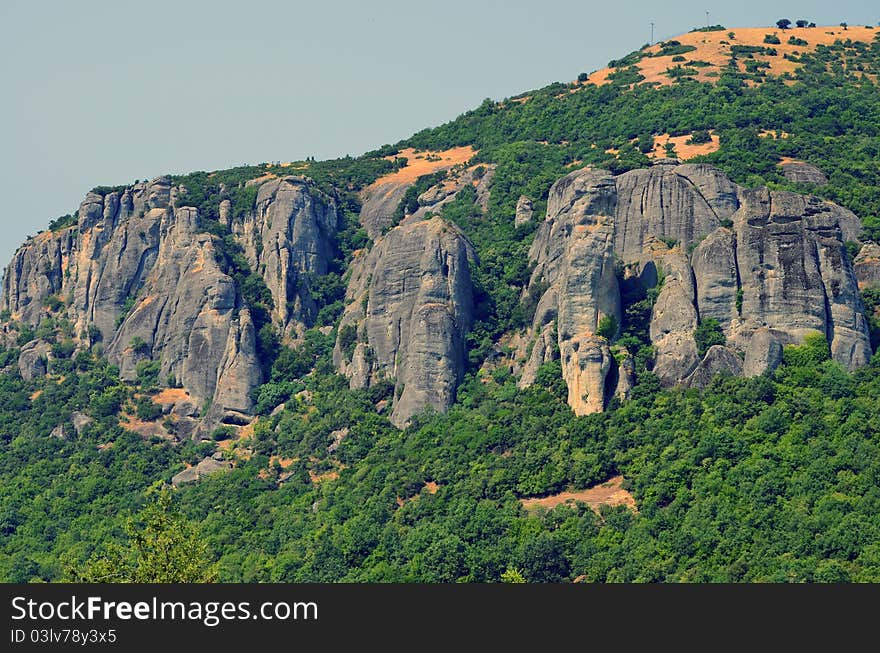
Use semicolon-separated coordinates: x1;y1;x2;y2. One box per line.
694;318;726;357
66;488;218;582
596;315;618;341
776;19;791;30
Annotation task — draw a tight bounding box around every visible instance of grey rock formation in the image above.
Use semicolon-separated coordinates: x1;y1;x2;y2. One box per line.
18;340;51;381
103;206;251;412
205;308;263;425
685;345;743;388
71;411;93;436
171;455;232;487
732;189;871;369
780;161;828;186
519;324;556;388
359;181;412;240
515;196;534;227
525;168;622;413
650;268;700;386
611;163;736;260
518;163;871;413
334;217;475;427
230;176;338;337
327;427;349;453
615;350;636;400
691;227;739;331
1;228;77;326
855;242;880;288
743;328;784;377
0;173;343;430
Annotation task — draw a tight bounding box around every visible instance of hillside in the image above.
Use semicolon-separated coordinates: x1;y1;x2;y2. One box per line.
586;25;879;87
1;23;880;583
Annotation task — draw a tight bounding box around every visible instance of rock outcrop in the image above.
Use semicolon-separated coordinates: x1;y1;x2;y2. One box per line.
0;174;339;430
228;177;338;337
855;242;880;288
171;452;232;487
515;196;534;227
334;217;475;427
17;340;51;381
685;345;743;388
520;163;872;414
780;161;828;186
525;168;622;413
742;328;784;377
359;182;412;240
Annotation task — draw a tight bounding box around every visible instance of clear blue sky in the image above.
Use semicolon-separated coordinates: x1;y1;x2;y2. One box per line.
1;0;876;267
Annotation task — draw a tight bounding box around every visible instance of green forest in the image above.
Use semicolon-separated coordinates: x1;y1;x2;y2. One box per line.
2;29;880;583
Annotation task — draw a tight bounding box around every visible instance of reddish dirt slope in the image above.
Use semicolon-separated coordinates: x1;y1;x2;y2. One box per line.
521;475;637;514
585;25;878;87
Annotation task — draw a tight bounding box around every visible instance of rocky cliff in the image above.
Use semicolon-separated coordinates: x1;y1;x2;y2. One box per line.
1;174;338;429
521;161;871;414
1;156;874;430
333;216;475;428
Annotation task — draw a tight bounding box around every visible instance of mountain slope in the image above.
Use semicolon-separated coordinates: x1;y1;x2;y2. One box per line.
2;23;880;583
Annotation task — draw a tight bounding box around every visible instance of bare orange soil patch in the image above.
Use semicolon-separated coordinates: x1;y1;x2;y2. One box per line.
520;475;637;514
372;146;477;186
244;173;277;188
777;156;806;166
585;26;878;87
269;455;296;469
152;388;191;405
759;129;790;139
218;421;256;451
120;414;170;440
309;469;339;484
651;132;720;160
30;389;43;401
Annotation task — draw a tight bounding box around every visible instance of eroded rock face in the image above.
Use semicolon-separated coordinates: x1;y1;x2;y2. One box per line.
1;174;338;429
515;196;534;227
230;177;338;337
855;242;880;288
104;205;259;418
519;164;871;414
18;340;52;381
334;217;475;427
685;345;743;388
732;189;871;369
780;161;828;186
525;169;622;413
359;182;411;240
743;328;783;377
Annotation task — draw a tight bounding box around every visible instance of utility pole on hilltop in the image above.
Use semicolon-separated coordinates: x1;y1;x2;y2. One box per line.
706;10;710;29
651;22;654;44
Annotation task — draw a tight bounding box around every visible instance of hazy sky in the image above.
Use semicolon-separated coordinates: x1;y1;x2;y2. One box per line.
1;0;877;267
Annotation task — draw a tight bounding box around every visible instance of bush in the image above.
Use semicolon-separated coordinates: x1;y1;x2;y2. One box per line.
688;129;712;144
44;295;64;312
339;324;358;361
783;332;831;367
135;396;162;421
763;34;781;44
596;315;618;341
135;360;161;387
694;318;725;357
212;426;235;441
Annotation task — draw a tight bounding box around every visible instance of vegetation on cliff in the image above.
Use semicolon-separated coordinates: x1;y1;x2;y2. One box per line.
2;26;880;582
